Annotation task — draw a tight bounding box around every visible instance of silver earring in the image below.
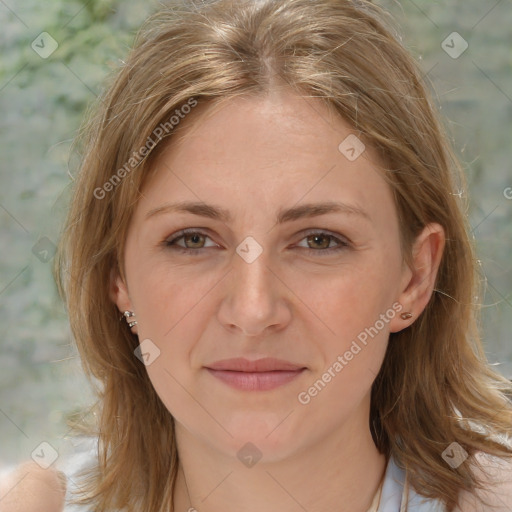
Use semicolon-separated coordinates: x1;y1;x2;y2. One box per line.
123;310;138;328
400;312;413;320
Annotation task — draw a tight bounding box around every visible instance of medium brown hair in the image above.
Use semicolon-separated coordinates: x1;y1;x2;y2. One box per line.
54;0;512;510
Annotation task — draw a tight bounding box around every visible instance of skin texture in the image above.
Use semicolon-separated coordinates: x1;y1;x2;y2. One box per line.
0;462;66;512
455;452;512;511
111;88;445;512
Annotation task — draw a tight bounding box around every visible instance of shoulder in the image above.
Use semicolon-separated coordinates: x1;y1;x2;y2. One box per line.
454;451;512;511
0;461;66;512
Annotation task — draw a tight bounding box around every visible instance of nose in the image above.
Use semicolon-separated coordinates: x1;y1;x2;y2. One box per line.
217;244;292;337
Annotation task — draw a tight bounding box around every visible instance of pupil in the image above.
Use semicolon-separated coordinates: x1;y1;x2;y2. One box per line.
311;235;328;249
188;234;202;247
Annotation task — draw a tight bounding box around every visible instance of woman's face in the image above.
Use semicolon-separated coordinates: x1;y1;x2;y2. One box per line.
113;89;415;461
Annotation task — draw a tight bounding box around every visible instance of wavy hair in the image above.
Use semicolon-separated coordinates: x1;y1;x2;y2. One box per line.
54;0;512;510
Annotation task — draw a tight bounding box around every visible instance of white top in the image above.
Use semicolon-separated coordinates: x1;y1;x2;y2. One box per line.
57;436;446;511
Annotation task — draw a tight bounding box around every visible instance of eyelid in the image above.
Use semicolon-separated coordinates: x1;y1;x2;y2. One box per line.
298;228;352;247
165;227;219;248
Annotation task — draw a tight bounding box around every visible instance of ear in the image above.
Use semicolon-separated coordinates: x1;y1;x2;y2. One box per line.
109;266;138;335
389;222;445;333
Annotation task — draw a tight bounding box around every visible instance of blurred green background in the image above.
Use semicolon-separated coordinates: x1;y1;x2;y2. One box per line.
0;0;511;468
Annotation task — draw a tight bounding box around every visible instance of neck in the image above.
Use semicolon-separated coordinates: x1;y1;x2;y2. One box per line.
172;405;387;512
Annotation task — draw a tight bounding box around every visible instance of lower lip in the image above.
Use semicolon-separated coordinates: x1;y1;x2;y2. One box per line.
205;368;306;391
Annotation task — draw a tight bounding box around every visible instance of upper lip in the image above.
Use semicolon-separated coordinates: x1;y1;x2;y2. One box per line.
205;357;306;372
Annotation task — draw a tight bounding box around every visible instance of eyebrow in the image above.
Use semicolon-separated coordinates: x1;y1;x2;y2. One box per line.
145;200;370;224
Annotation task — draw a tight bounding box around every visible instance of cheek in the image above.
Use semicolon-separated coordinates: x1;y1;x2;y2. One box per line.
127;262;223;400
288;253;401;392
294;336;387;437
289;252;402;339
292;269;395;416
128;259;221;339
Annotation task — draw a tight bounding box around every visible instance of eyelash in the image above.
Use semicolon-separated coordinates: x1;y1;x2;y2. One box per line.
164;228;350;256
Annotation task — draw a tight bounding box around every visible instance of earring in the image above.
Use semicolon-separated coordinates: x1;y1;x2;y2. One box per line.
400;312;413;320
123;310;138;328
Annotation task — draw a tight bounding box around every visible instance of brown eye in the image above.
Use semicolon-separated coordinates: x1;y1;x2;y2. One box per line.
165;229;217;255
182;233;206;249
306;234;333;250
296;230;350;256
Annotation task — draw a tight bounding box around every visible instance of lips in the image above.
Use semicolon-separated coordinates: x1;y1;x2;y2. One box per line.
205;357;306;372
204;358;307;391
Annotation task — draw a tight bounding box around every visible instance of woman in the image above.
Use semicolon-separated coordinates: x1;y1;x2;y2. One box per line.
6;0;512;510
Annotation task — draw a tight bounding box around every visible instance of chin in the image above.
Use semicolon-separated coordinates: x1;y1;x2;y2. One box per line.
216;413;305;463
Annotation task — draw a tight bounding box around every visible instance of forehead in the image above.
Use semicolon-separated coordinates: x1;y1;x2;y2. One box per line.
136;90;395;227
165;89;370;164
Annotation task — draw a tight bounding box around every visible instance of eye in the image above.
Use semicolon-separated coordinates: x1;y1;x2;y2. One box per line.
165;228;217;255
296;230;350;256
164;228;350;256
